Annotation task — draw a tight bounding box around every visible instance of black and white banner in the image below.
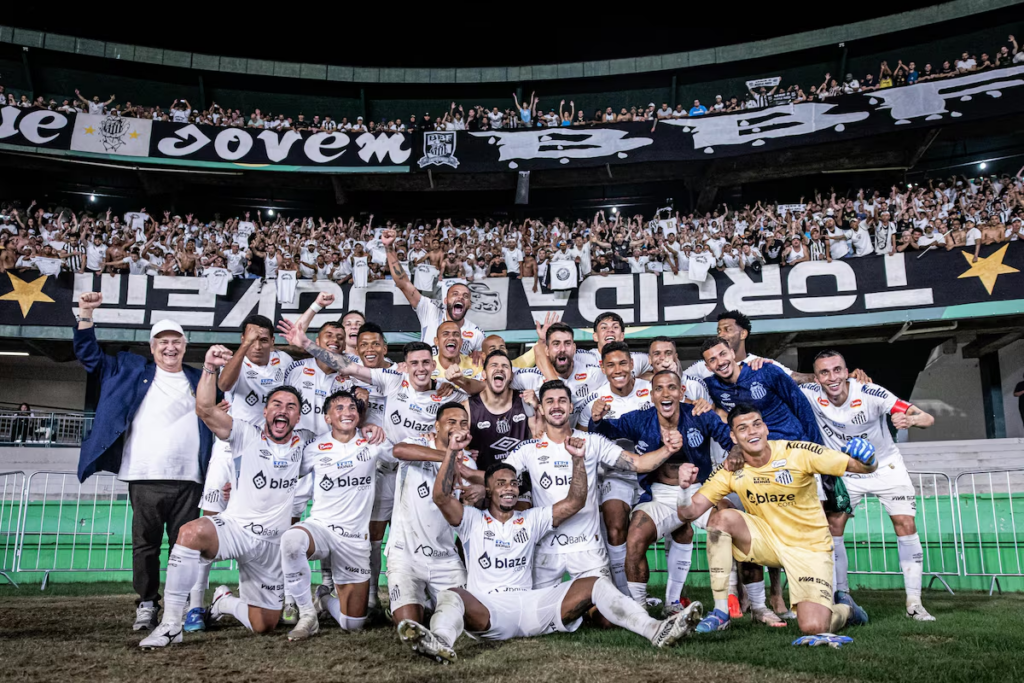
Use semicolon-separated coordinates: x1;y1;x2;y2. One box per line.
0;109;412;170
1;245;1020;336
413;65;1024;172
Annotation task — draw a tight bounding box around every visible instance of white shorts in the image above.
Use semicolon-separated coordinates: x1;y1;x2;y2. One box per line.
199;439;235;513
470;580;583;641
385;552;467;611
371;466;397;523
298;518;372;585
533;547;610;589
634;482;715;538
208;515;283;611
844;459;917;518
599;473;640;508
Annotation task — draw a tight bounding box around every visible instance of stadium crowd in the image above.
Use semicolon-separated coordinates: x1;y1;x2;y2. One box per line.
2;170;1022;288
2;34;1021;133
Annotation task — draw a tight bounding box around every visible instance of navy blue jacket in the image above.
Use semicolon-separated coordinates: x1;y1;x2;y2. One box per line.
73;327;219;483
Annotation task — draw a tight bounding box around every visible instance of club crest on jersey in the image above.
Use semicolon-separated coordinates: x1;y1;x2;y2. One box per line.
496;417;511;434
514;528;529;544
637;388;650;398
303;368;315;376
750;382;767;400
774;469;794;485
850;399;862;408
356;448;372;462
686;428;704;448
852;412;868;426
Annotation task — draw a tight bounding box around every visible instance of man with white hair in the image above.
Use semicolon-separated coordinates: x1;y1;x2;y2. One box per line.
73;292;220;631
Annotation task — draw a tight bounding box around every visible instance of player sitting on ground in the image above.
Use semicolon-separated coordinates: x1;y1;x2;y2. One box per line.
396;430;703;664
280;390;389;641
140;345;315;648
676;404;876;641
801;350;937;621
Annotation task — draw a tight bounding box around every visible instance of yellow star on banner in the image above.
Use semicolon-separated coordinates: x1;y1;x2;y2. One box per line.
0;272;54;317
958;244;1019;295
130;131;139;139
84;126;95;135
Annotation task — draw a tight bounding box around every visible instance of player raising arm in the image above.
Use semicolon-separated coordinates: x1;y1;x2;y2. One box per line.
675;404;876;644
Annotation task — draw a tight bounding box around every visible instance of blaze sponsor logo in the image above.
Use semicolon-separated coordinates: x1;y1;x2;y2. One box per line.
417;482;430;498
746;490;797;505
636;388;649;397
303;368;316;376
850;399;862;408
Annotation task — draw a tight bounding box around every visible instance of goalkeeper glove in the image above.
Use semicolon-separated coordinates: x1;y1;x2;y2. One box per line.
842;437;876;466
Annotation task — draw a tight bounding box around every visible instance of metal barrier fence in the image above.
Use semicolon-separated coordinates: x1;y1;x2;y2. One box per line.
0;411;94;447
1;468;1021;594
955;468;1024;595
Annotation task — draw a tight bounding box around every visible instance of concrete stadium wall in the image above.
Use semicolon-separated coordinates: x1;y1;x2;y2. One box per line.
999;340;1024;439
0;357;87;412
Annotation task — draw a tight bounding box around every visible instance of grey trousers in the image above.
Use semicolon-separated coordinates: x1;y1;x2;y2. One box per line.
128;480;202;606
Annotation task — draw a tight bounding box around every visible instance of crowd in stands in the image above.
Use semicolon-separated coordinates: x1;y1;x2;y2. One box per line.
2;171;1021;290
2;35;1022;134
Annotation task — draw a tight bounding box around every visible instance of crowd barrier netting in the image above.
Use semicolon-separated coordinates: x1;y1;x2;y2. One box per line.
1;469;1020;593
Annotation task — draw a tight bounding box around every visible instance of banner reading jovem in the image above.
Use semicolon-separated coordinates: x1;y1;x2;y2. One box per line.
1;245;1020;338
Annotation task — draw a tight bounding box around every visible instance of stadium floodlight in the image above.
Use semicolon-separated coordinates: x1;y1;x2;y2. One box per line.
611;207;618;213
0;351;29;356
89;194;96;202
979;162;987;170
267;209;275;216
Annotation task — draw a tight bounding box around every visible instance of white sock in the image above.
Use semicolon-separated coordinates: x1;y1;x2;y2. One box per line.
324;596;368;631
714;598;730;614
281;528;314;615
190;562;211;610
368;541;383;609
593;576;660;641
218;595;253;631
627;581;648;606
833;536;849;593
607;543;628;594
665;540;693;604
429;590;466;646
898;533;924;602
163;546;201;627
744;581;767;611
320;556;334;591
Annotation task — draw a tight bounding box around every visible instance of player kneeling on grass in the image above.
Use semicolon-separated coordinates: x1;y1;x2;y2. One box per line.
280;390;390;641
141;345;316;649
397;430;703;664
675;404;878;645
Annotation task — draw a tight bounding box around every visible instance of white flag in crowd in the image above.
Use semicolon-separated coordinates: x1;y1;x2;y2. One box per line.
71;114;152;157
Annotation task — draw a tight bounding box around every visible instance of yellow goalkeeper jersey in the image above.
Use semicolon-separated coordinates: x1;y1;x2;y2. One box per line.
697;441;849;553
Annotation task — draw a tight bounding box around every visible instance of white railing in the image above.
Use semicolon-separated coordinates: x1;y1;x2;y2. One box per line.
0;412;94;447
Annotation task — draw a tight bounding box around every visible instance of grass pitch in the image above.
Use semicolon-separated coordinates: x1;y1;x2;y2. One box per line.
1;583;1021;683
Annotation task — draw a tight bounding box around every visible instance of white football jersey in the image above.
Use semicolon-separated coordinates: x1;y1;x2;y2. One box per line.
370;368;469;444
576;349;652;377
456;505;554;594
511;359;605;427
415;296;484;356
684;353;793;381
226;350;294;424
386;435;477;566
284;357;343;434
302;431;389;541
578;378;652;484
503;431;623;555
221;421;315;544
800;379;909;467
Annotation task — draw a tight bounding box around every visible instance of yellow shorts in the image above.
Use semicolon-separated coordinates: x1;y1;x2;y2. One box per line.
731;512;835;608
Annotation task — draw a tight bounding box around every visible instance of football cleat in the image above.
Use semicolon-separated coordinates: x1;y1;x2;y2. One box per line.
139;622;183;649
751;607;787;627
288;612;320;641
280;598;299;625
792;633;853;648
650;601;703;647
208;585;233;624
183;607;208;633
133;602;159;631
907;602;936;622
835;591;869;626
696;608;731;633
397;619;456;664
663;597;692;617
727;594;743;619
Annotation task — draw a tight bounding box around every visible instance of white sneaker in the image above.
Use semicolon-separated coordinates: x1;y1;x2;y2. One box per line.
650;601;703;648
133;602;159;631
397;619;457;664
139;622;183;649
209;585;233;623
288;612;320;641
280;598;299;625
907;602;936;621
